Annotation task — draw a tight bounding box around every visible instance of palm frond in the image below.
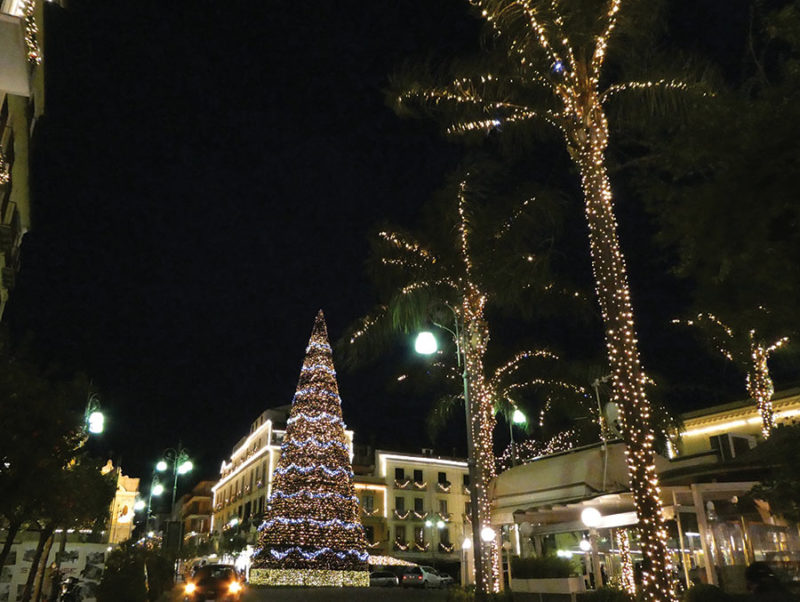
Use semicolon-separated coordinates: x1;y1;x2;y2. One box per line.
425;393;464;443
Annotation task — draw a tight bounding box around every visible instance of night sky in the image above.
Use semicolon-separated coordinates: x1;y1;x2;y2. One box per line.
4;0;793;488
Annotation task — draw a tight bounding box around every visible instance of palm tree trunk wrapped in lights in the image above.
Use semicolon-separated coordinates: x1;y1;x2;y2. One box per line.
674;313;789;439
345;176;582;595
392;0;707;598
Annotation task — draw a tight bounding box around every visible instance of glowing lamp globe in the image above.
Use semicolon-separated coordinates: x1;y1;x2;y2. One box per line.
425;520;433;528
155;460;168;472
152;483;164;496
512;409;526;425
480;526;496;543
133;500;146;511
462;537;472;550
414;331;438;355
177;459;193;475
579;538;592;552
581;507;602;528
437;520;445;529
87;411;105;434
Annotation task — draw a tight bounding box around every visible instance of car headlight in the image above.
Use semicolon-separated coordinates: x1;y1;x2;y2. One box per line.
229;581;242;593
184;582;196;594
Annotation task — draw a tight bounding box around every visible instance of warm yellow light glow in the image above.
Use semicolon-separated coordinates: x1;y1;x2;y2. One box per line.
184;583;196;594
581;507;602;528
228;581;242;593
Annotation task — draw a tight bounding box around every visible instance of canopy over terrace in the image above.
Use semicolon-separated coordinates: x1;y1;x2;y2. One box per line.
490;442;663;530
489;440;799;592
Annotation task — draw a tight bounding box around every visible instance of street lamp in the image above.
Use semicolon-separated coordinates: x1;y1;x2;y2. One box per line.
508;408;526;467
414;311;487;596
581;508;603;588
84;393;105;435
156;446;193;517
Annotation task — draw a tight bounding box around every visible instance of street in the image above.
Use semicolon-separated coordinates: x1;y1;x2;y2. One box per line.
171;585;452;601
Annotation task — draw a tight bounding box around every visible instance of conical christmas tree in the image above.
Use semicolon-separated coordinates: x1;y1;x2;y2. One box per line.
250;310;369;587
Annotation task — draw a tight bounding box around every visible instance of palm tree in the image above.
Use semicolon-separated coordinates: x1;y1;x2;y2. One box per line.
346;173;575;593
394;2;699;599
674;312;789;439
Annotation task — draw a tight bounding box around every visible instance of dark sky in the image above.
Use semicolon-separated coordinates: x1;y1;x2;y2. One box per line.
4;0;792;488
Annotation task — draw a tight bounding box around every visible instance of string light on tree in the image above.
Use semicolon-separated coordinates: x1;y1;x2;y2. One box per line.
250;311;368;587
674;312;789;439
394;0;706;597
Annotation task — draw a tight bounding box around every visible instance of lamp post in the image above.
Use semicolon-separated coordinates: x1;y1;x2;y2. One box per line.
156;446;193;519
415;317;487;597
425;519;446;566
508;408;526;467
581;507;603;589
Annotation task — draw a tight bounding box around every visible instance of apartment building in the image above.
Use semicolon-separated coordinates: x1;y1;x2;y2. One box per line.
0;0;56;318
179;480;214;544
375;450;470;568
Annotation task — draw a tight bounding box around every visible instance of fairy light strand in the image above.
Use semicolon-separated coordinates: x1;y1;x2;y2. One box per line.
674;313;789;439
395;0;691;597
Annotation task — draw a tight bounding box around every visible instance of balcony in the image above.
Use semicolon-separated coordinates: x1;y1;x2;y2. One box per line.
0;11;29;96
438;542;455;554
393;509;411;520
412;480;427;491
435;481;452;494
393;478;411;490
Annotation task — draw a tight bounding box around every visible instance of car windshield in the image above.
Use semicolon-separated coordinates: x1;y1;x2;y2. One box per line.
194;566;235;583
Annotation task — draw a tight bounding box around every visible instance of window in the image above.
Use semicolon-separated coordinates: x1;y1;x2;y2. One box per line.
413;469;423;482
439;499;448;515
465;501;471;516
395;467;405;480
438;471;447;483
440;528;451;544
463;474;470;486
414;526;425;543
395;496;405;512
414;497;424;512
395;525;406;541
364;525;375;541
363;494;374;511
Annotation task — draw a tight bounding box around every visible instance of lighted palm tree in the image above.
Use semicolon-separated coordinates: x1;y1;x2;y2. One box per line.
674;312;789;439
394;2;701;599
347;174;578;593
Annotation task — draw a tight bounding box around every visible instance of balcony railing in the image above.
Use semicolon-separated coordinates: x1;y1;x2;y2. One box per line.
412;480;427;491
439;542;455;553
394;478;411;490
393;540;410;552
393;509;411;520
436;481;452;493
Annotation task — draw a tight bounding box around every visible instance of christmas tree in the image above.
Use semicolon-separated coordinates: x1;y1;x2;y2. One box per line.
250;310;368;587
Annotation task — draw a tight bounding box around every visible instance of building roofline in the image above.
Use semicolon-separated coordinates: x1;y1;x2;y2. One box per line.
681;387;800;421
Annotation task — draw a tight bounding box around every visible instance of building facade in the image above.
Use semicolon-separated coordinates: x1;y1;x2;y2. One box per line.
179;480;214;545
0;0;55;318
211;407;471;572
489;390;800;595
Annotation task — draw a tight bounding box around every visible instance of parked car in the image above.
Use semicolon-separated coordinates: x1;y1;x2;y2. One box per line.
183;564;243;601
401;565;445;588
369;570;400;587
436;570;454;587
